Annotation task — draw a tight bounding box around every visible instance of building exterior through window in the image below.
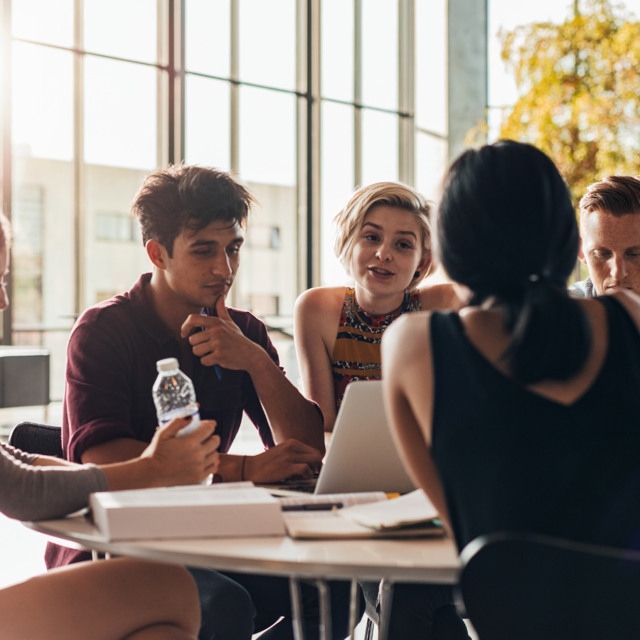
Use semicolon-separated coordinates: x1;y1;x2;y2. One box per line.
1;0;487;401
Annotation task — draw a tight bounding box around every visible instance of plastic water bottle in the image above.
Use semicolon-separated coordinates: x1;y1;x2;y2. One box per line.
152;358;201;437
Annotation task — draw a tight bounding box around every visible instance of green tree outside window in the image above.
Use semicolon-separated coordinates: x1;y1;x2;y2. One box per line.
498;0;640;208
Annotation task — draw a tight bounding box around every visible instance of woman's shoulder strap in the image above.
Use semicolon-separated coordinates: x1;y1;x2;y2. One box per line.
404;288;422;312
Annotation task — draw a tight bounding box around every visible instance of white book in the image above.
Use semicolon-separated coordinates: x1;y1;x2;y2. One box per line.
90;486;286;541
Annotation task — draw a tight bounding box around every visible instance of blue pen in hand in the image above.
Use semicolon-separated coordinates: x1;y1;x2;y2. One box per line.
201;309;223;380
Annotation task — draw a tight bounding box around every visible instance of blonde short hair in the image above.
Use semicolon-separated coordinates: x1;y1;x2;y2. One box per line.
333;182;432;289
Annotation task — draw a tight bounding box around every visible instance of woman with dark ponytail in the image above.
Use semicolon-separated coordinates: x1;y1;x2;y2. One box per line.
382;140;640;554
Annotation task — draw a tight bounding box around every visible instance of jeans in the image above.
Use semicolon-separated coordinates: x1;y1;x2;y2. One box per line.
188;567;256;640
360;581;470;640
226;572;360;640
189;567;362;640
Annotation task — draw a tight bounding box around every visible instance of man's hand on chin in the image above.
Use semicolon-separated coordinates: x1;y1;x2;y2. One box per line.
182;295;265;371
243;439;323;484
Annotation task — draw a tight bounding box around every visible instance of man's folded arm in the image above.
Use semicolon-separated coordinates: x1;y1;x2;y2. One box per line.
241;320;325;455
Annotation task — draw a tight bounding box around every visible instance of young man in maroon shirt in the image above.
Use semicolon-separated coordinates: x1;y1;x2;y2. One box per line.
48;165;354;640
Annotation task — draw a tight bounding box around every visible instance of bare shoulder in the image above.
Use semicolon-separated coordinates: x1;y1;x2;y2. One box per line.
383;311;435;437
295;286;346;316
294;287;347;346
418;282;463;312
385;311;432;357
295;287;346;327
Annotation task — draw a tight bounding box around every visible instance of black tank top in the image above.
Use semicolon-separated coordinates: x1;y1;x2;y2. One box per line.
430;295;640;552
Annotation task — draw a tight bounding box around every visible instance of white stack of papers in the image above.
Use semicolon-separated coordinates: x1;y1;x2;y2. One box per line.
338;489;439;530
90;485;286;541
282;490;442;540
278;492;388;510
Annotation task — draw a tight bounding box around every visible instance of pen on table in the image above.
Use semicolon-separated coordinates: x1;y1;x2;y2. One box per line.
201;309;223;380
281;503;343;512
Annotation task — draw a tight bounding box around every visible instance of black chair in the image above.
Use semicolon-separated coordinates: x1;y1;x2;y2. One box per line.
459;531;640;640
8;421;63;458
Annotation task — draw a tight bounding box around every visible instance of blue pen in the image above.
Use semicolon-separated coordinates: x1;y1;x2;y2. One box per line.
201;309;223;380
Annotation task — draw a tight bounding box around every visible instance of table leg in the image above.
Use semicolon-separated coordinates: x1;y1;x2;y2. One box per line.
289;577;306;640
377;580;395;640
315;580;332;640
364;618;375;640
348;578;359;639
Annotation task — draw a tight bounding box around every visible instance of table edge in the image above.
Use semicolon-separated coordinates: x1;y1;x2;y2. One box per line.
24;520;460;584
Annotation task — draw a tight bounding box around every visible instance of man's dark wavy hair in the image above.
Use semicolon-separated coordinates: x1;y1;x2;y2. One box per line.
438;140;591;384
131;164;254;257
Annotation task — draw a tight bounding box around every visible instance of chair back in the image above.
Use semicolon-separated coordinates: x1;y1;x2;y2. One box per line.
460;532;640;640
9;421;63;458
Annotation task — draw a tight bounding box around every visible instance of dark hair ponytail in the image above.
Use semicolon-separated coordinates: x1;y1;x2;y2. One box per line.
439;140;591;384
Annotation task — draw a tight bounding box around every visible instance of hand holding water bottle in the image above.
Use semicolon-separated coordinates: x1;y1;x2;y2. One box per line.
140;415;220;486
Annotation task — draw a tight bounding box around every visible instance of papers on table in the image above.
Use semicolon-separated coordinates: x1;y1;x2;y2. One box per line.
277;491;388;510
89;484;441;542
283;512;443;539
338;489;439;530
282;490;443;540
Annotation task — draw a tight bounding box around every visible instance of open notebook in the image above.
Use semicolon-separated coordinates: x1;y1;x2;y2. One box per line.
282;490;443;540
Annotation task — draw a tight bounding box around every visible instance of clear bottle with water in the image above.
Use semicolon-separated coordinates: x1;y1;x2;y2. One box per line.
152;358;201;437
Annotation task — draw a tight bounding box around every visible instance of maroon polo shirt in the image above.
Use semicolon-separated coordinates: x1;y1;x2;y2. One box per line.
47;272;280;569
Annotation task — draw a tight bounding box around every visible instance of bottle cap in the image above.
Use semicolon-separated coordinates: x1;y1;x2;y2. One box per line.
156;357;179;373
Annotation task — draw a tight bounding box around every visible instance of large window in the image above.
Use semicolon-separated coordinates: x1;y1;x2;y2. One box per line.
320;0;448;286
487;0;574;144
1;0;450;400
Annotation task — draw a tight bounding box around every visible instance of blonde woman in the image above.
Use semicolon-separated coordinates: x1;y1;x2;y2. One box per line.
294;181;460;433
293;183;468;640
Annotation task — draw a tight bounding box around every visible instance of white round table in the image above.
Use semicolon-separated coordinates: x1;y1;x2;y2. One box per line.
25;515;460;640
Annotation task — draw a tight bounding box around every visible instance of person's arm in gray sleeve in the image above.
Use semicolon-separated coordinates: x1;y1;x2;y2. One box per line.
0;443;108;521
2;441;38;465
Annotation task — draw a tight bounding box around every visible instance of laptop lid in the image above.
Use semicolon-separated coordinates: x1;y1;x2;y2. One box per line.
315;380;417;495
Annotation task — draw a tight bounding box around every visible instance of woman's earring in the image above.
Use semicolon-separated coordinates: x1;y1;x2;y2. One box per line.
414;271;420;278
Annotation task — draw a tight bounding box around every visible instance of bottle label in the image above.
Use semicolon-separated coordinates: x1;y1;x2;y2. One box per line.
159;407;201;437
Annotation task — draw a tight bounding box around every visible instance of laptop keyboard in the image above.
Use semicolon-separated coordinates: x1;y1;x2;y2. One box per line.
260;474;319;493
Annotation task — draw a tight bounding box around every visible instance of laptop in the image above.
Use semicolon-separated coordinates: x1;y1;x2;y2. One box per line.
314;380;417;495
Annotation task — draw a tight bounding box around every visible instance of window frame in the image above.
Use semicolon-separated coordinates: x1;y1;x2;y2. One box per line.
0;0;440;346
